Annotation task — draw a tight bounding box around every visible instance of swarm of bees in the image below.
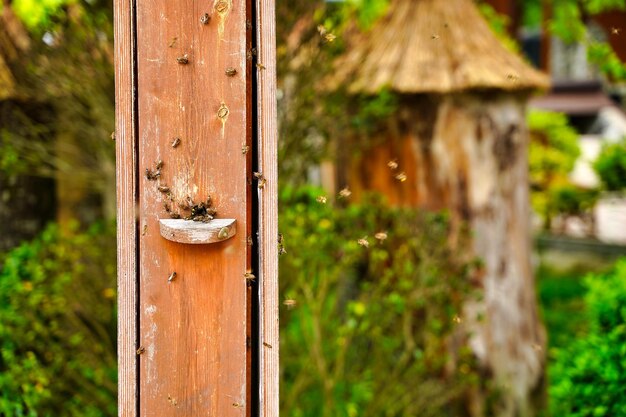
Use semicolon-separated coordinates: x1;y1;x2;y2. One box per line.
185;198;218;222
145;159;163;181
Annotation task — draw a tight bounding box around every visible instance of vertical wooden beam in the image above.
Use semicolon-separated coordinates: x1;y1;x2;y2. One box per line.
115;0;278;415
255;0;279;415
113;0;138;415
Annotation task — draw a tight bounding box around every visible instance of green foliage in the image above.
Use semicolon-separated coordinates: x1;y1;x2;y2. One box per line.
0;223;117;417
528;110;587;227
537;266;589;350
279;187;479;417
477;2;520;52
593;138;626;191
549;259;626;417
549;184;599;217
11;0;73;31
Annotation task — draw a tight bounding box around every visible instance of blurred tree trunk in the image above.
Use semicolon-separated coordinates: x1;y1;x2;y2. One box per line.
346;94;546;417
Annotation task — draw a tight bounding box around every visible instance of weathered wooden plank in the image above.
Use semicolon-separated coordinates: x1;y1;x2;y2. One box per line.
113;0;138;415
255;0;279;415
159;219;237;244
135;0;251;415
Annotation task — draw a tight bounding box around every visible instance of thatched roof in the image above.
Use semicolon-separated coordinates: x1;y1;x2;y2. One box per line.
332;0;549;94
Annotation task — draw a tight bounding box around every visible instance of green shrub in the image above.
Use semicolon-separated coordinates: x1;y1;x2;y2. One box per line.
594;138;626;192
0;223;117;417
549;258;626;417
528;110;583;228
279;187;479;417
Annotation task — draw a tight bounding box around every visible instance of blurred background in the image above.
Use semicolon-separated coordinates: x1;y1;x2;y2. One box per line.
1;0;625;416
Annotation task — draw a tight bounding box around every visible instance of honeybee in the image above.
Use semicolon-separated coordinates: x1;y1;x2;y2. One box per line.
374;231;388;241
316;195;327;204
395;172;407;182
338;187;351;198
244;270;256;285
176;54;189;64
357;237;369;247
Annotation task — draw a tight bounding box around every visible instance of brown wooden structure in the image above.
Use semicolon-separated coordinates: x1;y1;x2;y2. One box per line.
114;0;278;415
333;0;549;416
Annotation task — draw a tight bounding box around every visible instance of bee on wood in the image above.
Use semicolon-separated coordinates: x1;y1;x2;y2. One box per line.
176;54;189;64
247;236;254;246
200;13;210;25
145;168;160;181
387;160;398;170
158;185;170;193
169;37;178;48
244;271;256;285
253;172;266;189
241;144;250;154
136;346;145;355
247;48;257;60
395;172;407;182
263;342;273;349
225;67;238;77
256;62;266;70
168;272;177;282
171;137;181;148
155;159;164;170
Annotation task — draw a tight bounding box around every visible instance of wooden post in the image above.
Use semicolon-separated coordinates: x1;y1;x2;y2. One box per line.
114;0;278;415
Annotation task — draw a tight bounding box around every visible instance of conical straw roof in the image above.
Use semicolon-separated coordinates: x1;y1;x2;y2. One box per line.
332;0;549;94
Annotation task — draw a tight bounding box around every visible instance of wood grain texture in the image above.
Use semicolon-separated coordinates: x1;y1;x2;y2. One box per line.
255;0;279;415
114;0;138;415
135;0;251;415
159;219;237;244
